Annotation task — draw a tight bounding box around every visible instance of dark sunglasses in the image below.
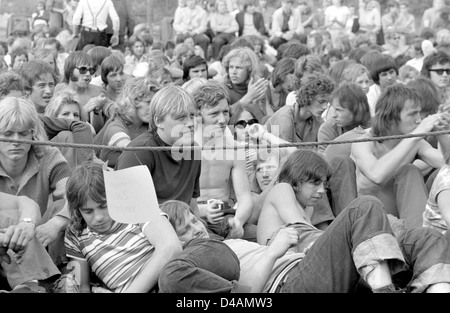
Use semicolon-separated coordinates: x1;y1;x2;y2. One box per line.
234;118;259;129
76;66;96;75
429;69;450;76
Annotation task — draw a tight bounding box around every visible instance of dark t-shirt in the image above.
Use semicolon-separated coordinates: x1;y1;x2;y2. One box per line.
116;131;202;205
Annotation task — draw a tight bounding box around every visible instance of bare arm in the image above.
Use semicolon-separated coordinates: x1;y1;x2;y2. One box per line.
350;114;443;184
228;159;254;239
248;123;297;155
190;198;200;218
0;193;41;222
269;183;312;225
250;185;274;225
122;215;182;293
246;227;298;292
351;138;421;184
0;194;41;255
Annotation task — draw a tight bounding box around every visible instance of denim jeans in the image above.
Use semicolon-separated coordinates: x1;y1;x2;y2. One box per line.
279;196;406;293
395;227;450;293
392;164;428;229
1;237;61;289
158;238;251;293
328;155;358;217
358;164;428;229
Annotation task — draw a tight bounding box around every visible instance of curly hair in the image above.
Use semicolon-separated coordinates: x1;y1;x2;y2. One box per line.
293;54;326;90
191;81;230;112
44;89;85;121
0;71;24;97
173;43;195;65
296;72;335;108
113;77;162;126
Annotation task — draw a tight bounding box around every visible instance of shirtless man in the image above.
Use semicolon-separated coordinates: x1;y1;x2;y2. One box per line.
351;84;450;229
192;81;255;241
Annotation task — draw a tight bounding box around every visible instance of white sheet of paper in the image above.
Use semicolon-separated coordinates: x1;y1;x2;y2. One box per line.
103;164;159;224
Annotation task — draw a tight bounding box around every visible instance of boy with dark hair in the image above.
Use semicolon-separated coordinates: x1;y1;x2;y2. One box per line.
182;55;208;82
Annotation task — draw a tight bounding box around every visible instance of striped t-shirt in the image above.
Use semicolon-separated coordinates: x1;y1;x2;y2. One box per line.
65;220;158;293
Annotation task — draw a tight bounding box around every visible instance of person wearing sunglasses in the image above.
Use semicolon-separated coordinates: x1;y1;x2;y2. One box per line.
421;51;450;106
54;51;114;134
229;105;259;144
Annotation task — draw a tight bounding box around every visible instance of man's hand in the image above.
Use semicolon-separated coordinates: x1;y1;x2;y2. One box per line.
227;217;244;239
1;222;35;254
248;123;267;140
203;199;225;224
36;217;68;248
242;77;267;105
110;34;119;47
85;94;108;113
267;227;299;259
0;233;11;264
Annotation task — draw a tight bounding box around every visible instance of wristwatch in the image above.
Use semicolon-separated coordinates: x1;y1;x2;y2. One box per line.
21;218;35;226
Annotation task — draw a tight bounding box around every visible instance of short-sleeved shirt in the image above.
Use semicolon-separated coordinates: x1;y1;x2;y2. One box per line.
95;118;148;168
116;131;201;205
423;165;450;234
65;220;156;293
264;105;323;146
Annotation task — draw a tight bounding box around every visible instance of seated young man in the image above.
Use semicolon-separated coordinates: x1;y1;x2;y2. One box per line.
192;81;255;241
0;192;60;293
64;160;182;293
351;84;450;229
116;85;202;216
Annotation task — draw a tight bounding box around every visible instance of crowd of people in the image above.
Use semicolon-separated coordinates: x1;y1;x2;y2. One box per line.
1;0;450;294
